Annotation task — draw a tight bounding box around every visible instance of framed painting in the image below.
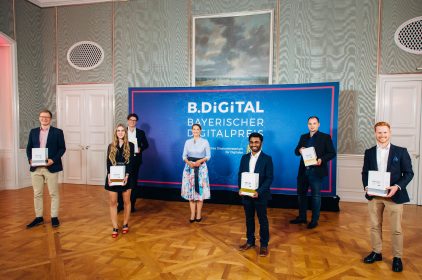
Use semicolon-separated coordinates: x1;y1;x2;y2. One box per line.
192;10;273;86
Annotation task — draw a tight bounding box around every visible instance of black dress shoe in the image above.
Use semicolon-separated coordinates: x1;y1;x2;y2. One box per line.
195;218;202;222
259;246;269;257
26;217;44;228
290;217;307;224
238;243;255;251
363;252;382;263
51;217;60;228
189;219;195;223
307;221;318;229
392;257;403;272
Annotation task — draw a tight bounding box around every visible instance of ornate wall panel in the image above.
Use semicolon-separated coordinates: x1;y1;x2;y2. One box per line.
39;8;56;125
381;0;422;74
15;0;44;148
57;3;112;84
114;0;189;125
0;0;15;39
278;0;378;154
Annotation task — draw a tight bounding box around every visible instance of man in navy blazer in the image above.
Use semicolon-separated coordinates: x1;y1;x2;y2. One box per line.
361;121;413;272
290;116;336;229
238;132;273;257
26;110;66;228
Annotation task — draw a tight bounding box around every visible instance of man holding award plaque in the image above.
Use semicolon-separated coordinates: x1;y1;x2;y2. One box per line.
361;122;413;272
290;116;336;229
238;132;273;257
26;110;66;228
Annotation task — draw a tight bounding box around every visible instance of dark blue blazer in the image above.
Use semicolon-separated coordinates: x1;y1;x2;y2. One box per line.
362;144;414;204
295;131;336;186
238;151;274;200
26;126;66;173
133;128;149;164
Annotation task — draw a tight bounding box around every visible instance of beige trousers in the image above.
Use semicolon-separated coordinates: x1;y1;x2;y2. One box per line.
30;167;59;217
368;197;403;258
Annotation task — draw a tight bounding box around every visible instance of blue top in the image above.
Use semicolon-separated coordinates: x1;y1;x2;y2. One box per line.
182;137;211;161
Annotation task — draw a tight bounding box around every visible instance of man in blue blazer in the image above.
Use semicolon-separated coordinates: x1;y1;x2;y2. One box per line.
26;110;66;228
361;121;413;272
290;116;336;229
238;132;273;257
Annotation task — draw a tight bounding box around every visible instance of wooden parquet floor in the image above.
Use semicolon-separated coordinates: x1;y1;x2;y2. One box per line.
0;184;421;279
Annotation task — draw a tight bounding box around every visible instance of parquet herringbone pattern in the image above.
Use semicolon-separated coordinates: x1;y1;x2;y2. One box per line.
0;184;421;280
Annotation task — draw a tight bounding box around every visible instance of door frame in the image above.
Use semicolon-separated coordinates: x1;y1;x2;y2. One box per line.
377;74;422;205
0;32;20;189
56;83;114;184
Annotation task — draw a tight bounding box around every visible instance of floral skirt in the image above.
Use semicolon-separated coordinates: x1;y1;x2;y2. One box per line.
181;163;210;201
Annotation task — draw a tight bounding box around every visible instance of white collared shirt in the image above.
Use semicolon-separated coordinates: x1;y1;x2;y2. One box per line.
39;126;50;148
249;150;261;173
376;142;390;172
127;127;136;140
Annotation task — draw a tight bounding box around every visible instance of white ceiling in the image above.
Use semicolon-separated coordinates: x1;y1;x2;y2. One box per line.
27;0;127;8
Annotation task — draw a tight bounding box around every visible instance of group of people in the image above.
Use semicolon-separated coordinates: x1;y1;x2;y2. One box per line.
25;110;413;272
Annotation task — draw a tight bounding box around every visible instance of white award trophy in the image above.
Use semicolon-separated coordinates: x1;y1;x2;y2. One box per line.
109;166;126;186
128;135;138;155
240;172;259;196
367;170;390;197
302;147;317;166
31;148;48;167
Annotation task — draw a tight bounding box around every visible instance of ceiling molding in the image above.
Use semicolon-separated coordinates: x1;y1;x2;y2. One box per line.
27;0;127;8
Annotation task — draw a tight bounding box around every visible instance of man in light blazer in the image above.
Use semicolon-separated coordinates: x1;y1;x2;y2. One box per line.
118;113;149;212
361;121;413;272
26;110;66;228
290;116;336;229
238;132;273;257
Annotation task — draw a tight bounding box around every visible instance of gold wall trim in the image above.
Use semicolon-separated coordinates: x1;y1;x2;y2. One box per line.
55;7;58;85
188;0;192;85
376;0;382;75
275;0;280;83
12;0;16;40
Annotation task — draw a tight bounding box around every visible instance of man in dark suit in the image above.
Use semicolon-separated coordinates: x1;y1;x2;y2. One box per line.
361;121;413;272
238;132;273;257
118;113;149;212
26;110;66;228
290;116;336;229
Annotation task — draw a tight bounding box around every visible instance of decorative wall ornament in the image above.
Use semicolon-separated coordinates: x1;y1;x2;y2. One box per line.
67;41;105;71
192;10;273;86
394;16;422;55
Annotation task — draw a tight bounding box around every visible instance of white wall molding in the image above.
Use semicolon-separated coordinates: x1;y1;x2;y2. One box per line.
337;154;366;202
18;149;32;189
27;0;127;8
0;150;15;189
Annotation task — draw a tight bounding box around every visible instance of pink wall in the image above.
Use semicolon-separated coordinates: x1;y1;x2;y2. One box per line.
0;44;13;149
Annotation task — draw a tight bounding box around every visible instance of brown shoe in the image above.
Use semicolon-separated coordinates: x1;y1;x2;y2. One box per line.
238;243;255;251
259;246;268;257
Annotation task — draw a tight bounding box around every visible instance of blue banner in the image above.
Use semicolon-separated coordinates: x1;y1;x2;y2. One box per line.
129;83;338;196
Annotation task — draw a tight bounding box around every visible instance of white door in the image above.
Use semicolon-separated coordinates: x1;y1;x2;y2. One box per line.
57;84;113;185
377;75;422;205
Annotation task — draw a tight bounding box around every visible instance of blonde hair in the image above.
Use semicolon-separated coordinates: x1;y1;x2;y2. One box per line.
374;121;391;131
109;124;131;165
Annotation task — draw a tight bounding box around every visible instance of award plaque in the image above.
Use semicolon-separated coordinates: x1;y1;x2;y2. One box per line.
302;147;317;166
240;172;259;196
367;170;390;197
129;136;138;155
109;166;126;186
31;148;48;167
